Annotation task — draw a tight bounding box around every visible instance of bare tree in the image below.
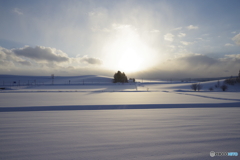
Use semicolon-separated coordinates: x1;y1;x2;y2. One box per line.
220;84;228;91
191;83;198;91
191;83;203;91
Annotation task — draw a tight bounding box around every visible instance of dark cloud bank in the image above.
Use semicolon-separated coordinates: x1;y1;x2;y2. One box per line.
13;46;69;62
131;54;240;79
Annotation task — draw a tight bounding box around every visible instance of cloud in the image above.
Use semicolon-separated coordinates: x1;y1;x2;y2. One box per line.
177;54;217;66
0;47;23;63
13;8;23;15
173;27;182;31
18;60;31;66
12;46;103;65
150;29;160;33
187;25;198;30
91;27;111;32
0;46;104;76
1;45;240;78
112;24;133;30
225;43;234;47
164;33;174;41
180;41;192;45
132;54;240;79
88;11;95;16
223;54;240;60
168;45;175;48
232;33;240;46
79;55;102;65
178;33;186;37
12;46;69;63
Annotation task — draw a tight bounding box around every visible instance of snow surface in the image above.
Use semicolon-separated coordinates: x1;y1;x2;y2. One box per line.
0;75;240;160
1;109;240;160
0;92;240;110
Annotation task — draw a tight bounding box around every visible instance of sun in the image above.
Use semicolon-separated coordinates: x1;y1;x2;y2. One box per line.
117;48;143;73
102;24;158;73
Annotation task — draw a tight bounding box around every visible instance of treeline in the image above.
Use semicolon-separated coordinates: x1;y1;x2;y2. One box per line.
224;77;240;85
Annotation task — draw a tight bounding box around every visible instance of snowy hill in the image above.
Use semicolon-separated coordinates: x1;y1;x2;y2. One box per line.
0;75;113;86
0;75;240;93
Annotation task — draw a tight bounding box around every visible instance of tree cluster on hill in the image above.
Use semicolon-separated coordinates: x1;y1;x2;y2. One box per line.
224;77;240;85
113;71;128;83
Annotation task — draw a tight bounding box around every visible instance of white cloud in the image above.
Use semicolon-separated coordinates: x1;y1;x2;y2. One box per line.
164;33;174;42
225;43;234;47
88;12;95;16
187;25;198;30
178;33;186;37
13;8;23;15
224;54;240;59
232;33;240;46
150;29;160;33
231;31;236;34
173;27;182;31
168;45;175;48
91;27;111;32
180;41;192;45
112;24;132;30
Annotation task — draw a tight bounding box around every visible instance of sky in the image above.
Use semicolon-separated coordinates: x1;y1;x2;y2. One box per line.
0;0;240;78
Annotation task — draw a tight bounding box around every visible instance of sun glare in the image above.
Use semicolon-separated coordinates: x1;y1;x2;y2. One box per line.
102;24;158;73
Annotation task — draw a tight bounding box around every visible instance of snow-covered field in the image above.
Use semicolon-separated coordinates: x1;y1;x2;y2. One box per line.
0;75;240;159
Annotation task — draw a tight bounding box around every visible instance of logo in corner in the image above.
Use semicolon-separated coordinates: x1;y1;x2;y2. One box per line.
210;151;215;157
